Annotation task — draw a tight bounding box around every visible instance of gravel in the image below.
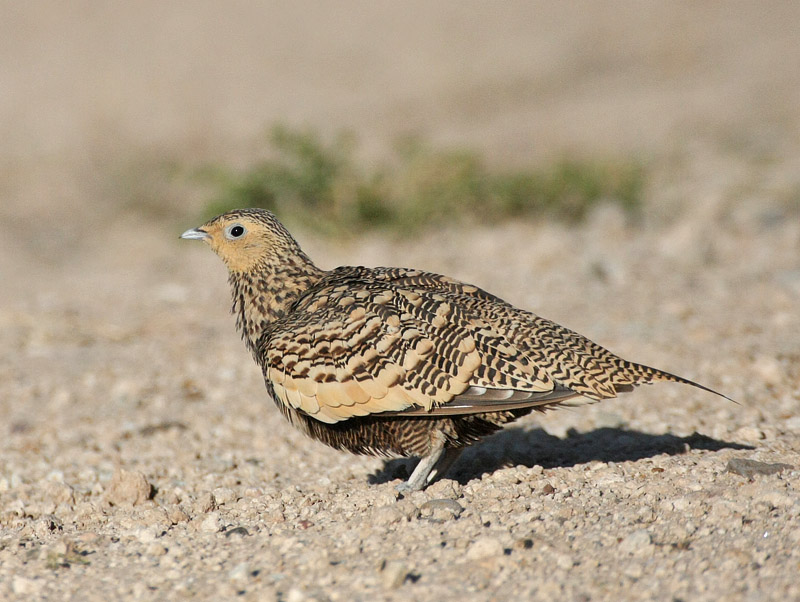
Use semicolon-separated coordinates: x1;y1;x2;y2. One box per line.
1;206;798;601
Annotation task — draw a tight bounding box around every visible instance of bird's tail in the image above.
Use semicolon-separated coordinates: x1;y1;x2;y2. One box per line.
619;359;736;403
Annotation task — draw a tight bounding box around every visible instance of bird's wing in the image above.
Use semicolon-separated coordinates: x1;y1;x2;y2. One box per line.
368;267;637;398
256;275;570;424
371;268;684;399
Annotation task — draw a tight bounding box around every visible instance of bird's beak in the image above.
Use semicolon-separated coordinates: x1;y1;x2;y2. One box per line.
180;227;210;241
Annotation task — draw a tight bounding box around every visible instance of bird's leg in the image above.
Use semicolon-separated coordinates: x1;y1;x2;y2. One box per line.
397;449;442;493
396;446;463;493
427;446;463;485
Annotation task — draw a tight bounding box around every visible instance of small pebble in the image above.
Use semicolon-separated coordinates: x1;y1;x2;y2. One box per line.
200;512;221;533
554;552;574;570
752;355;783;386
373;488;399;508
12;576;42;595
381;560;409;589
624;563;644;579
371;505;404;526
146;542;168;556
194;492;217;514
135;527;158;544
419;498;464;521
229;562;250;582
105;469;153;507
619;529;653;555
726;458;792;479
735;427;765;442
466;536;504;561
407;490;429;506
395;499;421;520
212;487;236;505
285;587;306;602
425;479;461;500
167;506;190;524
45;482;75;506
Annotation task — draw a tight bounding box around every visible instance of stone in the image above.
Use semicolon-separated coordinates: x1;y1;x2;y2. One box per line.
12;576;42;595
554;552;574;570
381;560;409;589
135;527;158;543
46;482;75;506
425;479;462;500
285;587;307;602
146;542;168;556
167;506;190;524
194;492;217;514
371;504;404;526
212;487;236;505
419;498;464;521
466;536;504;561
229;562;250;582
752;355;783;386
726;458;792;479
200;512;222;533
735;427;765;442
619;529;653;555
105;469;153;507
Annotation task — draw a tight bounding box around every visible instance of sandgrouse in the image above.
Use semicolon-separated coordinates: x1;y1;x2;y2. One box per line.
182;208;725;491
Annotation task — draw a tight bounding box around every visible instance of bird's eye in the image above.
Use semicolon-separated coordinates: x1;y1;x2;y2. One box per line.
226;224;246;239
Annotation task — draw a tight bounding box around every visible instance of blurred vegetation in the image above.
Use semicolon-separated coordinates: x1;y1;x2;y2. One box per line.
200;125;645;234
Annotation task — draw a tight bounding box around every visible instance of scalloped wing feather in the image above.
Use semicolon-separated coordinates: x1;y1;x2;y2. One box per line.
258;273;561;423
257;266;722;425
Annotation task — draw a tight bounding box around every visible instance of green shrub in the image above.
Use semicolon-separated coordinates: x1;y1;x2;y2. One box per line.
201;125;644;233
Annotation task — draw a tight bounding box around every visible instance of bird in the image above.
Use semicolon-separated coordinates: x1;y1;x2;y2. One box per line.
181;208;728;491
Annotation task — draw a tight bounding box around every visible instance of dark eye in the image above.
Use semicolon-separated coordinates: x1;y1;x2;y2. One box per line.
226;224;246;239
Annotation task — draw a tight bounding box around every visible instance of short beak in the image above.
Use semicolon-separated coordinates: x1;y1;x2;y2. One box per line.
180;227;210;241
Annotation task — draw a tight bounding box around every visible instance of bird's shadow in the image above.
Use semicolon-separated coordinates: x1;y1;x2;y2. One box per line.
368;426;754;486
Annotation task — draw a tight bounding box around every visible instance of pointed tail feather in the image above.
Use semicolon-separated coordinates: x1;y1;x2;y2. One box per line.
625;361;737;403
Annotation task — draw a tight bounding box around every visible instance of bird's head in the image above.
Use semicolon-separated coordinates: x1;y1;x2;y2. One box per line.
181;208;303;273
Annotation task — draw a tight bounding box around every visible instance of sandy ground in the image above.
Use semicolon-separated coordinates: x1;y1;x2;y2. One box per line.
2;4;800;601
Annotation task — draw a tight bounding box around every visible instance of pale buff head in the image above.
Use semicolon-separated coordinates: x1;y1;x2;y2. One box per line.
181;208;303;273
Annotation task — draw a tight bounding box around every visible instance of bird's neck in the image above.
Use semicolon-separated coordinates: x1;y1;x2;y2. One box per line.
229;255;324;353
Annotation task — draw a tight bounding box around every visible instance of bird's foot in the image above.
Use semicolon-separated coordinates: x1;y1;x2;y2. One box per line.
394;481;419;495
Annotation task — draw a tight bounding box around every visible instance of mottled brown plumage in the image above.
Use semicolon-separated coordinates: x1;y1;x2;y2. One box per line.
181;208;726;491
